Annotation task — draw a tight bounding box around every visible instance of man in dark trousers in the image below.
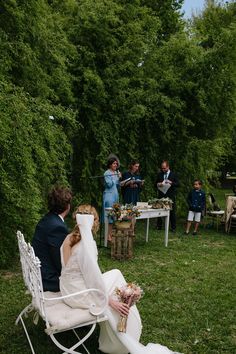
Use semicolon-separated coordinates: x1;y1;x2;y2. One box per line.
155;160;179;232
32;186;72;292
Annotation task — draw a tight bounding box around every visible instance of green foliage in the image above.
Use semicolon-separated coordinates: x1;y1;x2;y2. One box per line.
142;0;185;40
0;0;77;103
0;81;77;267
69;0;162;205
0;0;79;266
68;0;236;209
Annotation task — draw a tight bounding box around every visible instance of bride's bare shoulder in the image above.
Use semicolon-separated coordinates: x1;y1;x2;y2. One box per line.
63;234;72;247
61;234;74;266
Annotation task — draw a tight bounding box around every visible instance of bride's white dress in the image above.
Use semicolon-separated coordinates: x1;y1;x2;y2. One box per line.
60;214;181;354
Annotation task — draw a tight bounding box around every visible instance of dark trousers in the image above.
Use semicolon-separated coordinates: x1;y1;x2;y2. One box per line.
157;199;176;230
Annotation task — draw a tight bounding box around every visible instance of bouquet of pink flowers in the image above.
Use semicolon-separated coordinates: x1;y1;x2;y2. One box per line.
115;282;143;332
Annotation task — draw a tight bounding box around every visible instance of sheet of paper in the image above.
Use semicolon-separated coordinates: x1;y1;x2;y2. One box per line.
135;179;144;184
120;178;131;187
158;183;171;195
136;202;149;208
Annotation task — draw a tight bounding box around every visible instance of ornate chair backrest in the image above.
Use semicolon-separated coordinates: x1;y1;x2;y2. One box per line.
17;231;46;319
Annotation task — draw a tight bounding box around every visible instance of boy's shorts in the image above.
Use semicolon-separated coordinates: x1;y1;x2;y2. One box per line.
187;211;201;223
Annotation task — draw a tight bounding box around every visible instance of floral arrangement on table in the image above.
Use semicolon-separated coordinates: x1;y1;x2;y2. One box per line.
148;197;173;210
108;203;141;222
115;282;143;332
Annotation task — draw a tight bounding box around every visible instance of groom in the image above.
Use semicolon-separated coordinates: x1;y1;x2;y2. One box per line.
32;185;72;292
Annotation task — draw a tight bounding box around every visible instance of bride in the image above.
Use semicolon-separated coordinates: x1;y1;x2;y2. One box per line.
60;204;182;354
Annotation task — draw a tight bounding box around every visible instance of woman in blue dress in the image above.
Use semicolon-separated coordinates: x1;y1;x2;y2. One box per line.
103;157;121;241
121;160;144;205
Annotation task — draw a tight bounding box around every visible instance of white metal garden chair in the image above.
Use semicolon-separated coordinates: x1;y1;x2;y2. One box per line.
15;231;108;354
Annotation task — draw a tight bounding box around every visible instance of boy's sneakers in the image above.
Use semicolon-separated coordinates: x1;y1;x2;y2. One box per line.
184;231;189;235
192;231;197;235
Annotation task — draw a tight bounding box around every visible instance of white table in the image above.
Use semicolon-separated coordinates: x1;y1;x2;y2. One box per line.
104;208;170;247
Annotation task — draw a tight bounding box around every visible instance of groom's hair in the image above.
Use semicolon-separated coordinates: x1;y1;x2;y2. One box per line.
48;186;72;214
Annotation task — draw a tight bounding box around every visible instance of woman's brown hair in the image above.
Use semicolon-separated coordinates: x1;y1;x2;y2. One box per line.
69;204;99;247
128;160;140;172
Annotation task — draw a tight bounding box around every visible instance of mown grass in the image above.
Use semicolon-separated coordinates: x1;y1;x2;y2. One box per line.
0;190;235;354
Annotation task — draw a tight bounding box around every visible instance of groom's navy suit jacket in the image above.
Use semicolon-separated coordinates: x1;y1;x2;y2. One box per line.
32;212;68;292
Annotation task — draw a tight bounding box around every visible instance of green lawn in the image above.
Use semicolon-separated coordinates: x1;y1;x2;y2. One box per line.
0;193;236;354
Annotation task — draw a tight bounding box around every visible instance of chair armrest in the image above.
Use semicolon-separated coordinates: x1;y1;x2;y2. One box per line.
43;288;108;316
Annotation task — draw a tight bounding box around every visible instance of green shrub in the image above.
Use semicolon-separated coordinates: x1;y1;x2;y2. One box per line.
0;82;76;267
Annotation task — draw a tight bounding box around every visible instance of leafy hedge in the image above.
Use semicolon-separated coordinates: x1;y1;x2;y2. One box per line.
0;81;77;266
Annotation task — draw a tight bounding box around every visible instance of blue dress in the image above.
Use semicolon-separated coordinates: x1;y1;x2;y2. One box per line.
103;169;120;223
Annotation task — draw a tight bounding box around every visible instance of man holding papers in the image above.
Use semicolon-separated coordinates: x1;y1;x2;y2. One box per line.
155;160;179;232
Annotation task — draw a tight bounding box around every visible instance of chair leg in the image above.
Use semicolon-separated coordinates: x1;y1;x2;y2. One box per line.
216;216;219;232
15;303;34;325
228;217;236;233
71;328;92;354
50;323;96;354
15;304;36;354
228;218;232;233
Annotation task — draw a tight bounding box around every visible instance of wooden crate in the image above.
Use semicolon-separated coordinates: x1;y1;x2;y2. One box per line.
111;227;135;260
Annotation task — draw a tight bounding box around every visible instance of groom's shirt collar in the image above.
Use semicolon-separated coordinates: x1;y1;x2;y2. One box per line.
58;214;64;222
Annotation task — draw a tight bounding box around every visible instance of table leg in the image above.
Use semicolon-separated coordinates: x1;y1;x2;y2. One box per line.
146;218;150;242
164;213;170;247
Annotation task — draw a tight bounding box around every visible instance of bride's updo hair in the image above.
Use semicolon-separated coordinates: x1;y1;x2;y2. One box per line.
69;204;99;247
